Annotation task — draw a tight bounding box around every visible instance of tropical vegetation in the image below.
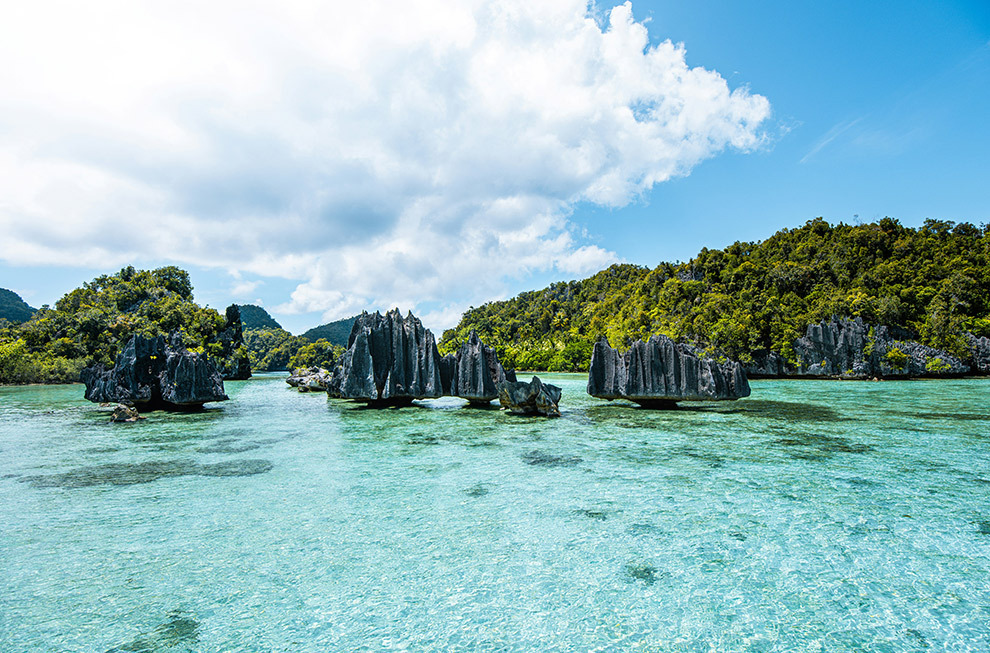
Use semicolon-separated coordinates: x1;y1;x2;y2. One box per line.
439;218;990;371
0;267;243;384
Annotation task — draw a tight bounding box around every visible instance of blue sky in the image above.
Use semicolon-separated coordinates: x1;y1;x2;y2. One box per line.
1;0;987;334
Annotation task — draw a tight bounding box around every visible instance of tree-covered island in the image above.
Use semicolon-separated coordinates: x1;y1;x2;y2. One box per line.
440;218;990;374
3;217;990;384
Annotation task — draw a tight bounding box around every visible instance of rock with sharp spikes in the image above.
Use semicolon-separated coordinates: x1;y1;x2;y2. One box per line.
967;333;990;375
498;375;562;417
329;309;444;405
446;330;511;405
82;333;228;410
587;335;750;407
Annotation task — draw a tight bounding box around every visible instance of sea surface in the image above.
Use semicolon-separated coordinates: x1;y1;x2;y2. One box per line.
1;374;989;652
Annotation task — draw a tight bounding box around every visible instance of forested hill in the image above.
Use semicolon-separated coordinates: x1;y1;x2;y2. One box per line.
439;218;990;371
0;288;36;323
0;267;249;384
236;304;282;331
301;317;358;347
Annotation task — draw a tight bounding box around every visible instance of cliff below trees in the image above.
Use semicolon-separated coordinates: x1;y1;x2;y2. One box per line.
441;218;990;377
0;267;251;385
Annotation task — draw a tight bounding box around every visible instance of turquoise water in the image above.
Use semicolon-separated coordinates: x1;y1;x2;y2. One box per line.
2;374;990;652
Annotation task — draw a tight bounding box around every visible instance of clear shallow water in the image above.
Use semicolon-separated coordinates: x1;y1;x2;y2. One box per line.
2;374;989;652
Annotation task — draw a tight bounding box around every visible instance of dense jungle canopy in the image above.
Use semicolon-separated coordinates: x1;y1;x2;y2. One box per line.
439;218;990;372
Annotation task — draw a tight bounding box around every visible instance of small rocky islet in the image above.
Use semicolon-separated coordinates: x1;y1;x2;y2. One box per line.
82;309;988;420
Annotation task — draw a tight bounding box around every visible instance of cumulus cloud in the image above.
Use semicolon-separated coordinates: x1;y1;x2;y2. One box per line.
0;0;770;329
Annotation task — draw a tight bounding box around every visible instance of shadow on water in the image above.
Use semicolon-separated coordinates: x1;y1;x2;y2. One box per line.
892;411;990;422
105;611;199;653
22;459;273;488
582;403;731;427
773;432;874;459
735;400;846;423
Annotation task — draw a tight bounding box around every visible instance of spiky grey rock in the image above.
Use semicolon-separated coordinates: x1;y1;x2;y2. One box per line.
329;309;444;405
82;334;228;410
442;330;511;405
286;367;333;392
216;304;252;380
966;333;990;375
587;335;750;407
793;317;967;378
497;376;562;417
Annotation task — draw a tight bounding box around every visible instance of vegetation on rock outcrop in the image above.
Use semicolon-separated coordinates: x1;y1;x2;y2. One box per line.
0;267;247;384
440;218;990;372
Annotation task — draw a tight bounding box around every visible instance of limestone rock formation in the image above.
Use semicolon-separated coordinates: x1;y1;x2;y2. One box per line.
441;330;512;405
329;310;444;405
110;404;141;422
793;317;967;378
82;334;228;410
743;350;787;377
966;333;990;375
498;376;562;417
215;304;252;380
587;335;751;407
286;367;333;392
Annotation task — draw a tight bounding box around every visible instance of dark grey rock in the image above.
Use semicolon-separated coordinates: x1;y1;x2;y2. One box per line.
498;375;562;417
793;317;967;378
82;334;228;410
329;309;444;405
443;330;511;405
966;333;990;375
286;367;333;392
744;350;787;377
215;304;252;380
587;335;750;407
109;404;140;422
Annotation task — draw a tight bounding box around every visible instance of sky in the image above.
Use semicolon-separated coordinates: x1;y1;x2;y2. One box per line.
1;0;988;335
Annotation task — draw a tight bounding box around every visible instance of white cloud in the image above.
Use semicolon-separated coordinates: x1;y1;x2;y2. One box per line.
0;0;770;326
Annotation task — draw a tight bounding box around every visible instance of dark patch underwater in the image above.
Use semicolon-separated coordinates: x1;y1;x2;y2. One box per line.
23;458;273;488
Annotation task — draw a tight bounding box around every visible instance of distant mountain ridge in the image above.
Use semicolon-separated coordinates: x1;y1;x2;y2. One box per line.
235;304;283;331
301;316;358;347
0;288;36;323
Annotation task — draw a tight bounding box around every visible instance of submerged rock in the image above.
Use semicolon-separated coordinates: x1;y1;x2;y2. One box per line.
520;450;582;467
286;367;333;392
587;336;750;407
442;330;512;405
498;376;562;417
82;334;228;410
105;611;199;653
23;458;272;488
109;404;141;423
329;309;444;405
